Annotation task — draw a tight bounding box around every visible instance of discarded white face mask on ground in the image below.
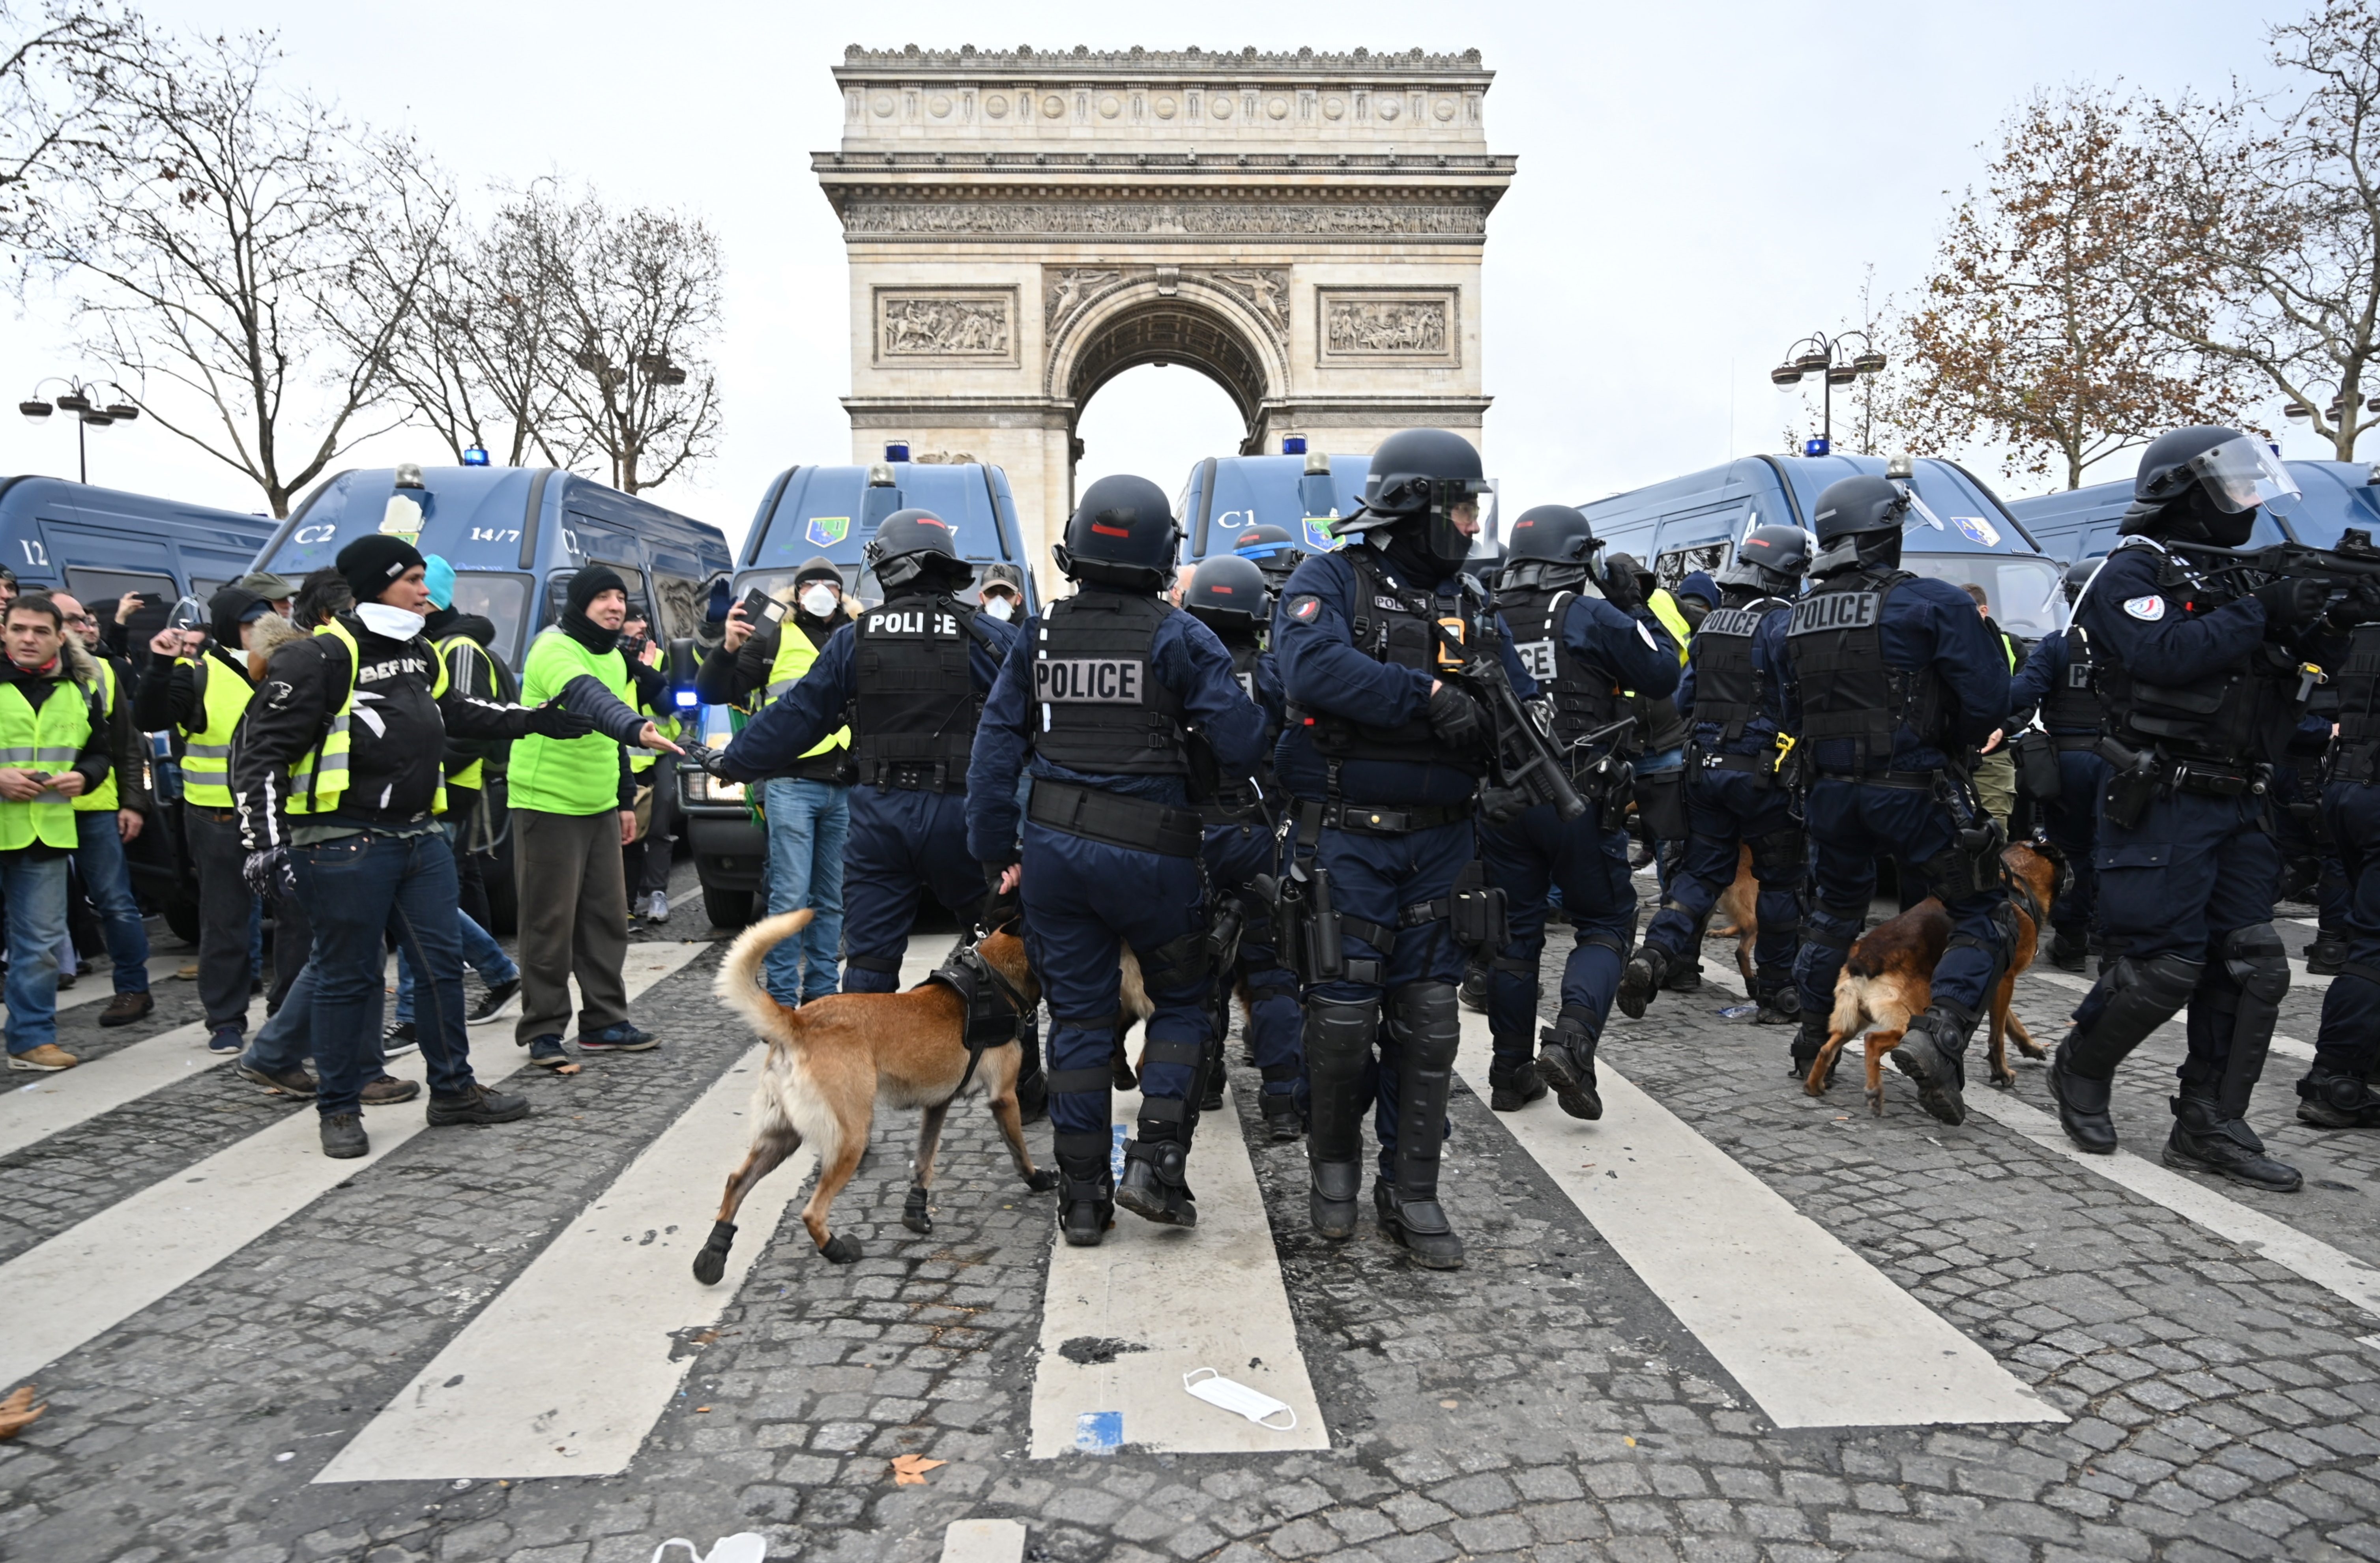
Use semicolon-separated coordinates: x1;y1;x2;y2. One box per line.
1183;1368;1297;1430
650;1535;767;1563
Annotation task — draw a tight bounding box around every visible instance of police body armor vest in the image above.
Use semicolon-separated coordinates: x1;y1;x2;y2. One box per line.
849;594;981;792
2333;623;2380;781
2041;626;2100;735
2096;555;2286;767
1785;569;1946;773
1216;638;1274;810
1498;580;1629;753
1688;599;1788;743
1297;548;1485;775
1029;591;1189;777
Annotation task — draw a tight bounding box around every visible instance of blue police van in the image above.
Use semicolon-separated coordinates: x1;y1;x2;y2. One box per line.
2008;457;2376;563
1174;438;1369;565
1581;453;2069;641
0;474;277;607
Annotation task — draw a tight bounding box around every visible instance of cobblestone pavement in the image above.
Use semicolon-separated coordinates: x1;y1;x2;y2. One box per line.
2;863;2377;1563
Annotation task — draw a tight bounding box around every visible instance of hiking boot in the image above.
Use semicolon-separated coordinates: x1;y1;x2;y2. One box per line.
2049;1043;2116;1154
468;976;521;1021
2164;1093;2301;1192
7;1044;76;1072
381;1020;419;1059
1374;1178;1465;1270
523;1035;570;1068
579;1021;659;1052
1891;1015;1968;1127
2047;929;2089;972
1261;1089;1305;1140
206;1027;244;1056
235;1059;317;1097
427;1083;530;1126
2305;934;2349;977
320;1112;369;1159
1615;946;1667;1020
1488;1059;1547;1112
361;1074;420;1105
2297;1068;2380;1130
1115;1137;1197;1228
97;991;153;1028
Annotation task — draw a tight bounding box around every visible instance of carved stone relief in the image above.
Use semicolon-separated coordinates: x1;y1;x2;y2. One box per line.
1044;265;1293;348
875;290;1016;361
1317;290;1456;361
845;201;1488;238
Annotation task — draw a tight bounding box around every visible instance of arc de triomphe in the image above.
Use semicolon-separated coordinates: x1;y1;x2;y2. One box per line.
812;45;1515;581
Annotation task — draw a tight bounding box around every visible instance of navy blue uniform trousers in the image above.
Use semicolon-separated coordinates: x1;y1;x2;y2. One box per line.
841;786;984;994
1640;767;1802;994
1481;803;1637;1064
1203;818;1304;1108
2038;748;2110;942
2312;780;2380;1076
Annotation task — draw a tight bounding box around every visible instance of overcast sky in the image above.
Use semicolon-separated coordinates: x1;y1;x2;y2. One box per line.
0;0;2321;550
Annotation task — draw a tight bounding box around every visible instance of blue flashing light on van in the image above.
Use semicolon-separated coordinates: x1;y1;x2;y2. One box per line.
2008;457;2377;565
252;464;732;672
739;451;1035;613
0;474;277;606
1580;452;2068;640
1175;447;1370;563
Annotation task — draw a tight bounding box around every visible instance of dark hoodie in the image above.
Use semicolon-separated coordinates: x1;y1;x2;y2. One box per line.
428;609;518;779
132;586;263;739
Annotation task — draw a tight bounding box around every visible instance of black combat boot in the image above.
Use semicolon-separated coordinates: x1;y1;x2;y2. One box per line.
1662;955;1703;993
1753;982;1801;1026
1304;998;1375;1240
1458;958;1489;1014
1615;945;1669;1020
1488;1057;1546;1112
2048;1039;2117;1154
2164;1091;2303;1191
1052;1133;1115;1247
2050;953;2202;1153
1791;1011;1827;1078
1381;984;1465;1269
1261;1085;1305;1141
1115;1127;1197;1228
1892;1006;1971;1127
1535;1005;1604;1121
2298;1067;2380;1129
2306;932;2350;977
2048;928;2089;972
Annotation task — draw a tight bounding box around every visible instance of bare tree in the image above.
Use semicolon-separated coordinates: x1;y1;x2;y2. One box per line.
2145;3;2380;460
0;0;142;253
34;28;446;515
1898;87;2244;490
546;200;722;494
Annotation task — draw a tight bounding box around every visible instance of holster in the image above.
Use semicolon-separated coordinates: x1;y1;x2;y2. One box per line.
2096;736;2161;831
2012;728;2060;801
1447;858;1509;956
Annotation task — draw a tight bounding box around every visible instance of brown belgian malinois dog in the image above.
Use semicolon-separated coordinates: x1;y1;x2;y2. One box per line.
690;910;1057;1283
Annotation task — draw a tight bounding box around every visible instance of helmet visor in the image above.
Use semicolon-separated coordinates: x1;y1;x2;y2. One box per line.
2186;437;2299;515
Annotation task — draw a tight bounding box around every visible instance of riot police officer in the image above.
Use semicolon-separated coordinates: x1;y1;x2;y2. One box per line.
710;510;1016;992
2298;578;2380;1126
1181;552;1304;1140
1231;523;1307;594
1782;475;2013;1122
966;477;1268;1245
1620;523;1811;1024
2051;427;2320;1188
1485;505;1681;1111
2005;557;2110;970
1273;429;1532;1269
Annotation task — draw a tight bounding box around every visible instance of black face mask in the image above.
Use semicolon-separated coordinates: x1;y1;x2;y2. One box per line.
1855;530;1903;571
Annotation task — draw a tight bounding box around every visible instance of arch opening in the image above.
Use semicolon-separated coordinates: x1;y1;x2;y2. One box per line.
1073;364;1247;513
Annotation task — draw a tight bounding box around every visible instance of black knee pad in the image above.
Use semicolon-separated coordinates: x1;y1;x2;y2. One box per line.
1749;828;1806;880
1388;982;1461;1067
2220;923;2291;1004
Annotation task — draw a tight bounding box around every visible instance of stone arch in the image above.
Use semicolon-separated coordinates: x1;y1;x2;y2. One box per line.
1046;275;1291;460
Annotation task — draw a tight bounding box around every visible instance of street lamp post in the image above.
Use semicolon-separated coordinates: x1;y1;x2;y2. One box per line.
2282;387;2380;455
17;377;140;484
1768;331;1886;456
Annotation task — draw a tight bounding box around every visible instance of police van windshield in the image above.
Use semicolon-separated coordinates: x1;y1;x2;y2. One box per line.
1900;554;2064;638
446;573;529;659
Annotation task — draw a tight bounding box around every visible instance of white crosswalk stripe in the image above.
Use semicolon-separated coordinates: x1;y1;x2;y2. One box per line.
0;940;711;1393
0;996;266;1160
1460;1006;2062;1429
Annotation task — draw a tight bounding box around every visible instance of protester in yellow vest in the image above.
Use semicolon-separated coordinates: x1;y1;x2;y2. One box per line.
0;592;112;1072
133;584;277;1057
692;555;854;1005
1964;582;2024;830
232;535;609;1160
508;565;685;1071
51;591;154;1030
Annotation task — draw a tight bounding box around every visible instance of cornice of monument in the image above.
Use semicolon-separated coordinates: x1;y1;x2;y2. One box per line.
835;44;1493;81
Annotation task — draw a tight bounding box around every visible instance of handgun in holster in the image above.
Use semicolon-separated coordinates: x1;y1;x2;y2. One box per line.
2095;736;2162;831
1448;858;1509;956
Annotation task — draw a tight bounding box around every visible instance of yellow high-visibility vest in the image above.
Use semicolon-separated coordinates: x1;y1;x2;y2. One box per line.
72;657;120;813
177;650;253;809
0;671;95;850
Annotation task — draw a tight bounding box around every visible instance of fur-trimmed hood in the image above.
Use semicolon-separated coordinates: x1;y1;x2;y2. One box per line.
245;612;304;682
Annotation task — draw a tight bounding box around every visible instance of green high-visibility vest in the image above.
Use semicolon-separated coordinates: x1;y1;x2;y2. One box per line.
0;670;96;850
288;618;450;817
177;650;253;808
71;657;120;813
511;627;631;815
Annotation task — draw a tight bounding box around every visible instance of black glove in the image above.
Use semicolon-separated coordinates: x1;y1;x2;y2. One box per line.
2253;577;2328;631
242;846;294;901
1601;554;1647;613
982;859;1017;897
677;739;733;779
1426;681;1490;752
2327;578;2380;630
523;699;597;739
1478;785;1529;826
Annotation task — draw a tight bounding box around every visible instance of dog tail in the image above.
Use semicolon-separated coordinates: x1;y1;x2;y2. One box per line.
715;909;816;1030
1827;966;1865;1044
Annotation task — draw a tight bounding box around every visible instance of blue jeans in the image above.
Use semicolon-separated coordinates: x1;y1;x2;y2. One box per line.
72;810;150;993
760;777;850;1004
245;957;318;1073
290;832;476;1117
395;909;517;1025
2;852;70;1054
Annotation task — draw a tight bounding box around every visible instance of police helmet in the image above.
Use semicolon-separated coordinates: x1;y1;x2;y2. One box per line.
1810;475;1910;547
2135;425;2299;516
1232;522;1305;586
2062;555;2099;605
1505;504;1594;564
1340;428;1490;569
1052;475;1181;593
863;509;971;595
1716;524;1812;597
1183;553;1269;639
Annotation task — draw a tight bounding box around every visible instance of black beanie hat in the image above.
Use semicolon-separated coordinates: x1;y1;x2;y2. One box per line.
336;534;427;607
208;585;264;646
567;565;627;615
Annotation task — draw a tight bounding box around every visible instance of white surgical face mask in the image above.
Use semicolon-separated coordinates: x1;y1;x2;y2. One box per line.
799;584;839;618
356;603;423;640
982;595;1016;622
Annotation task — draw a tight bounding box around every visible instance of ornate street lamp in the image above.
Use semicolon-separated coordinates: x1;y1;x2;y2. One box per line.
1768;331;1886;456
19;376;140;483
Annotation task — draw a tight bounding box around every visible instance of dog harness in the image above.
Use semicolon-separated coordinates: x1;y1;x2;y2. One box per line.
921;941;1032;1105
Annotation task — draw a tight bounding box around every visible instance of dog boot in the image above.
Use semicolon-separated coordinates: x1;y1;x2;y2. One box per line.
2048;928;2089;972
1115;1132;1197;1228
1892;1011;1969;1127
1535;1006;1604;1121
2298;1068;2380;1129
1053;1137;1115;1247
2049;1042;2118;1153
1791;1013;1826;1079
1615;945;1668;1020
1488;1057;1546;1112
2165;1092;2302;1192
